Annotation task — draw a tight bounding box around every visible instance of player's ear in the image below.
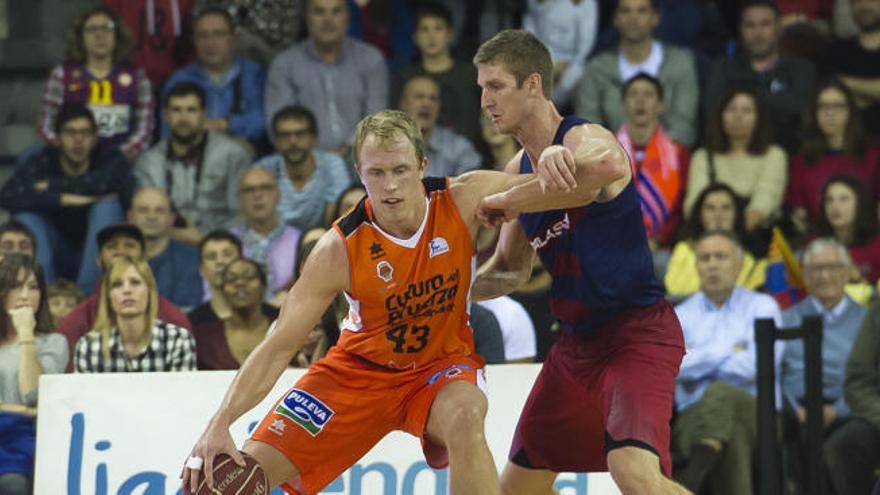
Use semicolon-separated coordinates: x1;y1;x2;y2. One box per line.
527;73;542;96
419;157;427;177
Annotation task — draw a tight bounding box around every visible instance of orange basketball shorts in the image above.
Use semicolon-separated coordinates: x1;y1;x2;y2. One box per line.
250;347;486;494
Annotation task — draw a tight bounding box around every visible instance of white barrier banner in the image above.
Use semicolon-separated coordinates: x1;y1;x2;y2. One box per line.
35;364;621;494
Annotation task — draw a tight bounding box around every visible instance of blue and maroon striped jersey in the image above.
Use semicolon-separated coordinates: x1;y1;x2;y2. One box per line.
518;116;665;335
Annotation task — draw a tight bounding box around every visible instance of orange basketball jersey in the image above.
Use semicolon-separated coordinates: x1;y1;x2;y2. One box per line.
332;177;477;370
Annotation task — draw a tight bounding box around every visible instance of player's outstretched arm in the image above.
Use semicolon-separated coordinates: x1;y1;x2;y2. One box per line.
484;123;629;217
449;156;536;301
182;230;349;492
471;219;534;301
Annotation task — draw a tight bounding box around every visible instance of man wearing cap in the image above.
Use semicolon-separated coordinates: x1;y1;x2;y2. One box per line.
56;223;192;371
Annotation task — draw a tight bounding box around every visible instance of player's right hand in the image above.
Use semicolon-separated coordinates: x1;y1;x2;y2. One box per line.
477;192;517;227
181;416;245;494
535;144;578;192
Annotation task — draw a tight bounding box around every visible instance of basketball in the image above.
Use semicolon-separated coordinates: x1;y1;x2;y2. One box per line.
187;453;268;495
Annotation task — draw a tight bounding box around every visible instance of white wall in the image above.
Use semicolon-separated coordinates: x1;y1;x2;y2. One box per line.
35;364;621;495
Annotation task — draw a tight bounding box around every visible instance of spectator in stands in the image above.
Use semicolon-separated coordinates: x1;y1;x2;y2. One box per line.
672;230;783;495
616;73;689;247
0;255;66;495
825;297;880;494
684;87;787;233
194;0;305;66
704;0;816;154
190;258;278;370
163;8;266;148
346;0;415;72
776;0;834;29
787;79;880;232
46;279;84;330
398;76;482;177
391;1;481;145
0;222;35;259
815;175;880;283
103;0;195;87
289;235;339;367
822;0;880;137
780;237;866;491
230;168;301;306
478;114;520;172
56;224;192;371
469;303;506;364
1;104;131;293
332;185;366;220
38;6;153;160
575;0;698;146
264;0;388;155
189;230;242;323
256;106;352;230
476;296;536;363
74;256;196;372
523;0;598;107
666;183;767;298
127;187;203;309
135;82;251;245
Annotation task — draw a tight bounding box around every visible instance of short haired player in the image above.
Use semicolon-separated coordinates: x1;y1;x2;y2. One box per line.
472;30;689;494
180;109;616;494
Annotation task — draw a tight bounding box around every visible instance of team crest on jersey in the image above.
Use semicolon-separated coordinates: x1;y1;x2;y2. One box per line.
377;260;394;282
118;72;132;87
274;389;335;437
429;237;449;258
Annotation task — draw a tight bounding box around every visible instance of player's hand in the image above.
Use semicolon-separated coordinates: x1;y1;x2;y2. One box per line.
181;416;245;493
535;145;577;192
477;192;517;228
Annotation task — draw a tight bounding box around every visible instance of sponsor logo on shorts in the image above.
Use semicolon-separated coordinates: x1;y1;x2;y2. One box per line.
429;237;449;258
427;364;472;385
275;389;335;437
268;419;286;436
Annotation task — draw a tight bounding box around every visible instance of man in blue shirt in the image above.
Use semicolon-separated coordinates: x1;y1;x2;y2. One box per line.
255;106;352;230
398;75;482;177
672;230;782;495
780;238;866;492
163;8;266;147
127;187;203;309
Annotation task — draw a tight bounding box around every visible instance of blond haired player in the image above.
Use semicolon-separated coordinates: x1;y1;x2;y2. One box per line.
181;109;619;494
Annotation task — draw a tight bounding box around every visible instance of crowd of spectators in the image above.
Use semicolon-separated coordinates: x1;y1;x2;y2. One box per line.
1;0;880;492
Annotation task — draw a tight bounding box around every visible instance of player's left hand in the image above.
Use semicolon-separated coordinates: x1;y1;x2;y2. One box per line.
535;145;577;192
477;192;517;227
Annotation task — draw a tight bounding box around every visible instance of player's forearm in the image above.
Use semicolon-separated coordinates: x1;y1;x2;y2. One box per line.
212;340;297;426
472;254;530;301
500;178;601;214
471;271;524;301
503;136;625;213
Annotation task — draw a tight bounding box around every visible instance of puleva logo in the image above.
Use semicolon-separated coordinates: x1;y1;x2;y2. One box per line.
429;237;449;258
275;389;335;437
